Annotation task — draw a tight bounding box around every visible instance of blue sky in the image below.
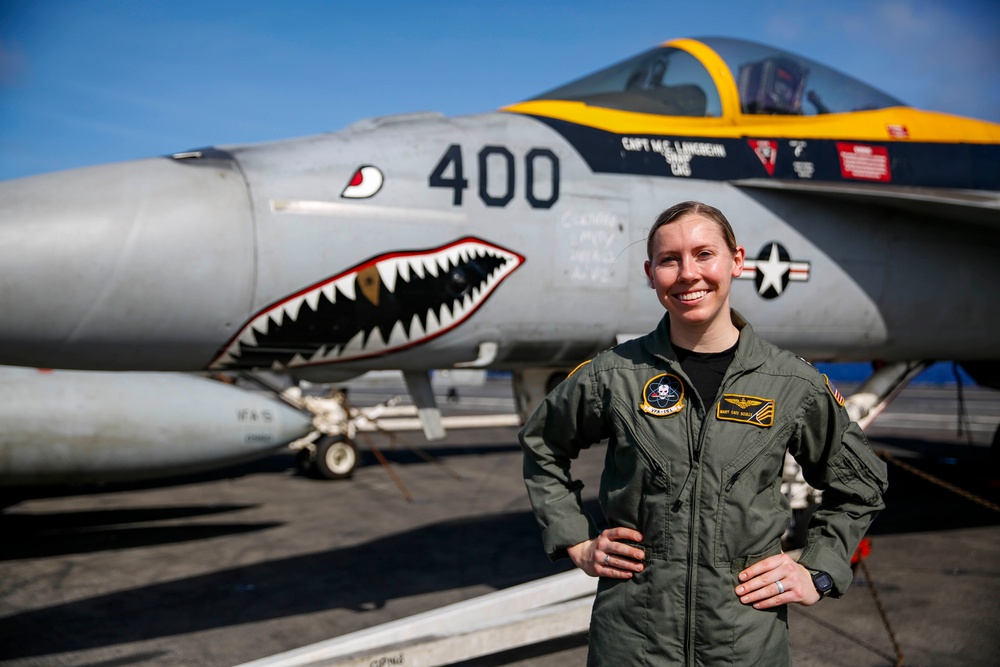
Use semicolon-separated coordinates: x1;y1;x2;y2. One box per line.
1;0;998;181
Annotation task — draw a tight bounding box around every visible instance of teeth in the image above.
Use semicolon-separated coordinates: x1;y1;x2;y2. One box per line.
425;308;440;333
365;327;386;352
305;289;321;311
409;314;425;340
396;259;411;284
212;352;236;368
219;239;525;369
388;320;408;347
678;290;708;302
335;275;356;301
321;282;337;305
409;257;425;280
341;330;365;357
252;316;270;336
438;303;454;329
240;327;258;347
443;247;462;271
376;259;399;293
283;295;305;321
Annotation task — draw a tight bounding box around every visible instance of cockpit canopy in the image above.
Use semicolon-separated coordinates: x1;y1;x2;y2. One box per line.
528;37;905;117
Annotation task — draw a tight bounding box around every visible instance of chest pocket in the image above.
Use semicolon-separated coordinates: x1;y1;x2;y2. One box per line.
713;421;794;567
605;398;673;559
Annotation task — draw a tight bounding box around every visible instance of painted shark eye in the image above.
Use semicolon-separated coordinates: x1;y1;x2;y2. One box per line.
341;166;384;199
446;267;470;298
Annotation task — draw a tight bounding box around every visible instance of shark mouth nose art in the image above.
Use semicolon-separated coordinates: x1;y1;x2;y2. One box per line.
210;238;525;370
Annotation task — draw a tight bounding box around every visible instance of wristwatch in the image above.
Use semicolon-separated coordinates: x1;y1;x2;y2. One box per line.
810;570;834;598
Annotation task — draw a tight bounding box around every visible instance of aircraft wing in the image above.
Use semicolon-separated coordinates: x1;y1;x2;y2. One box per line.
732;178;1000;226
733;178;1000;227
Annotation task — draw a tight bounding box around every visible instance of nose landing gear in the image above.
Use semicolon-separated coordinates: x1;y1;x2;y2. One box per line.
298;435;359;480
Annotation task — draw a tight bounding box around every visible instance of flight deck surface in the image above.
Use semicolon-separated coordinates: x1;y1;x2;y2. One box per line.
1;379;998;667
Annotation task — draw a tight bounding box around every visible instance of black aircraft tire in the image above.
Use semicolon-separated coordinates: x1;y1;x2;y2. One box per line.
314;436;358;480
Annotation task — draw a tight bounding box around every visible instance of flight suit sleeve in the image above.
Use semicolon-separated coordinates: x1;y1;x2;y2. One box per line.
789;381;889;595
519;362;607;560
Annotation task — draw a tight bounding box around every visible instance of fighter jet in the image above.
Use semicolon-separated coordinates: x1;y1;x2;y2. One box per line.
1;37;998;485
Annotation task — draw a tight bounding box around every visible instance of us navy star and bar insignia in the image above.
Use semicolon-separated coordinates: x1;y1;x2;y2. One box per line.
717;394;775;427
737;242;811;300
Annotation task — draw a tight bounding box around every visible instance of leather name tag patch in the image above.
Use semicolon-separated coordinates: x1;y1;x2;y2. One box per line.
717;394;775;428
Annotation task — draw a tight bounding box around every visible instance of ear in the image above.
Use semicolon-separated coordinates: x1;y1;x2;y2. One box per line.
731;246;745;278
644;260;654;286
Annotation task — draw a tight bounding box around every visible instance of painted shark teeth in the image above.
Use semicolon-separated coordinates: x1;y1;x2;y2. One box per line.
209;238;524;370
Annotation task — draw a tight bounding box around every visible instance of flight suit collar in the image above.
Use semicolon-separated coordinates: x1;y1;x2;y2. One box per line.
643;309;769;374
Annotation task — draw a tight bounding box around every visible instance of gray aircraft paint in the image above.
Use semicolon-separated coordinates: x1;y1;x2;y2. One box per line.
0;367;312;486
0;110;996;376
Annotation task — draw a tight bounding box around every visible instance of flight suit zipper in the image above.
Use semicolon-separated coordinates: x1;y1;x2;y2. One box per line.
681;366;749;664
619;418;669;482
622;420;670;563
671;367;739;512
723;422;795;492
683;395;711;664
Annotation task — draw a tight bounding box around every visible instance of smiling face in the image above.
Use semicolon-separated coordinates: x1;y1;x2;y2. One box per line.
644;213;745;348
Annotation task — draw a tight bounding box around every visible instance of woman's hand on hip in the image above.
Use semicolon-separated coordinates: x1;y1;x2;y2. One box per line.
735;554;821;608
567;527;645;578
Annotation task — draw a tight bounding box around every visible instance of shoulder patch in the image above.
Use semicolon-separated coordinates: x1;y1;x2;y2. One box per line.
639;373;685;417
823;374;845;406
567;359;592;379
717;394;775;428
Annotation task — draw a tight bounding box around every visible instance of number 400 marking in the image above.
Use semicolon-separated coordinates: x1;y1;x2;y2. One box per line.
429;144;560;209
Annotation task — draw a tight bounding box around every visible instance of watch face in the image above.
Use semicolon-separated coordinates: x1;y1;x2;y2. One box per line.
813;571;834;593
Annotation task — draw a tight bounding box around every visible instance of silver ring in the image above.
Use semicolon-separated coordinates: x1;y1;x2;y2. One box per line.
775;580;785;594
604;554;610;566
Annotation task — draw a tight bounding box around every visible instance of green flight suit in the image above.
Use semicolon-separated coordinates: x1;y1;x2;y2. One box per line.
520;312;888;665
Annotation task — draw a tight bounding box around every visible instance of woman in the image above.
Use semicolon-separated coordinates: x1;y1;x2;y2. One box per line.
520;201;888;665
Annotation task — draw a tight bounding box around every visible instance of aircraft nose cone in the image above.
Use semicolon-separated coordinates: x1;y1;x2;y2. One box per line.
0;156;256;370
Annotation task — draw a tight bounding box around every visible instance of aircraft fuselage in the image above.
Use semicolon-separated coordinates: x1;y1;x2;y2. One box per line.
0;108;997;381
